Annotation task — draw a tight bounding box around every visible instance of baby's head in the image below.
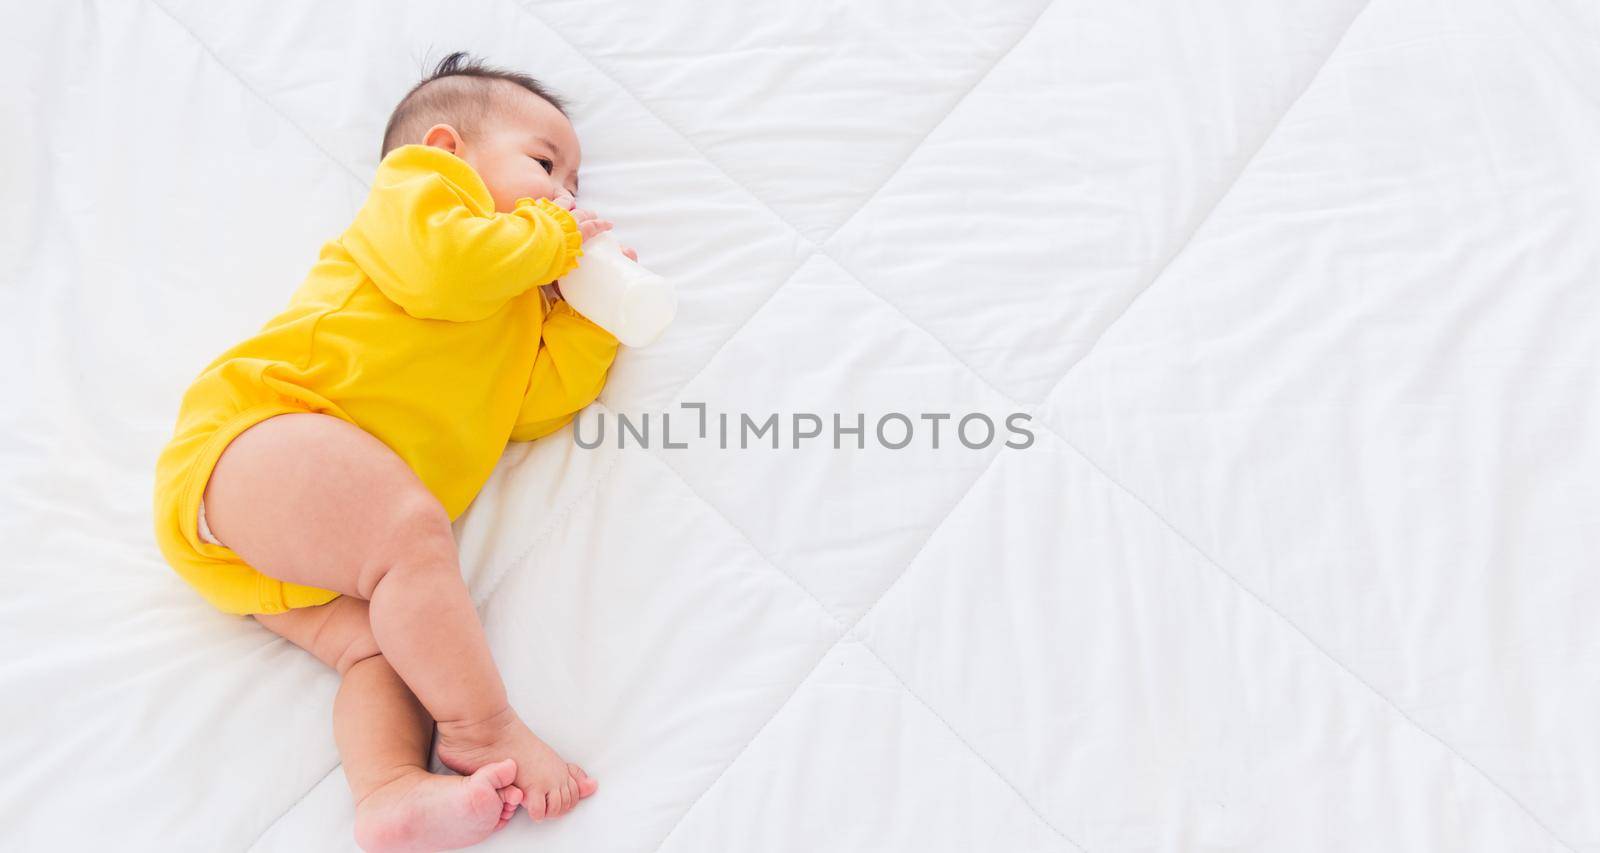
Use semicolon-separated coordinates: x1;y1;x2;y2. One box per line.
382;52;580;213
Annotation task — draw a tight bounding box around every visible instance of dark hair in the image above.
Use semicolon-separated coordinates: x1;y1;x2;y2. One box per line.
380;51;569;158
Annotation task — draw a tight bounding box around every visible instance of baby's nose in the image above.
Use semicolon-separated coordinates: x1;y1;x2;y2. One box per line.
553;191;576;210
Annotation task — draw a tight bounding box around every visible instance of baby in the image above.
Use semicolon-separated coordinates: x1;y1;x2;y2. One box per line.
152;53;638;851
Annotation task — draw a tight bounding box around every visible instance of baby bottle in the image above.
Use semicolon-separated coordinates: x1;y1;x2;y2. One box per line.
558;231;676;347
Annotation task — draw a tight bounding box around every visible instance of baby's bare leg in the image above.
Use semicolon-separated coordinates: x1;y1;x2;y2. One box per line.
255;598;522;850
204;413;593;822
207;413;505;724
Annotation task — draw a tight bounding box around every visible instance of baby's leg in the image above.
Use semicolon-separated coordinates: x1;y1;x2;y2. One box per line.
204;413;596;823
256;597;523;850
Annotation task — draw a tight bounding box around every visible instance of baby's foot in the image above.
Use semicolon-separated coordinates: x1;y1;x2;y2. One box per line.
353;758;523;852
436;708;599;823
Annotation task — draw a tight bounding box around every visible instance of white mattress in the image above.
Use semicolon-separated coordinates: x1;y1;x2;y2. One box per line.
5;1;1599;850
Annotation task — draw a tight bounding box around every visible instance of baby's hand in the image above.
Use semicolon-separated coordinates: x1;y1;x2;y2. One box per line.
550;195;612;243
569;207;613;242
549;195;636;259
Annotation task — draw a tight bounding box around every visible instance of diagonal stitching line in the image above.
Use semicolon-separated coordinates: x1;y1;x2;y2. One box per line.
245;762;342;853
646;441;1029;853
812;0;1059;246
1028;421;1579;851
658;250;815;410
854;639;1088;852
512;0;1056;249
506;0;832;405
1028;0;1355;409
467;442;629;609
511;0;1054;410
826;0;1360;409
641;449;846;632
145;0;369;191
510;0;823;251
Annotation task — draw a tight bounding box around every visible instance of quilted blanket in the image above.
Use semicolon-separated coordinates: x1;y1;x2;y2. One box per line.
4;0;1598;850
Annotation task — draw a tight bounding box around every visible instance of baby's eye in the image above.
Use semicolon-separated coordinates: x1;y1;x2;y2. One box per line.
533;157;555;174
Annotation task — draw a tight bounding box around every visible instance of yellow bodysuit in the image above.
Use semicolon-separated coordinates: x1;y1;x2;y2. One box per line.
152;145;619;616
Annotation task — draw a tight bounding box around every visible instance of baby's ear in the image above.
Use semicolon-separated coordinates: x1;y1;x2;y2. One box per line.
421;123;465;155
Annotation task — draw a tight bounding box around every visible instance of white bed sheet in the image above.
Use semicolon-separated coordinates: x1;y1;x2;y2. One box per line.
3;0;1598;850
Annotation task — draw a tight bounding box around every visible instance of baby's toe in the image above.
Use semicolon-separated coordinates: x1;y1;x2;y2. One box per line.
525;787;549;822
570;763;599;798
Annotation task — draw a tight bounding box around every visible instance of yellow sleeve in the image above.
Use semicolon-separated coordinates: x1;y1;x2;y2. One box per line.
509;300;621;442
342;145;584;323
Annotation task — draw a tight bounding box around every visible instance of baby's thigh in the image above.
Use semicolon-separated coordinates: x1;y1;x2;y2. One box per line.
203;412;455;599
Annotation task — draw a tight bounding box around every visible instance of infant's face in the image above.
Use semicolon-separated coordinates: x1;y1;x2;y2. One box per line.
447;88;582;213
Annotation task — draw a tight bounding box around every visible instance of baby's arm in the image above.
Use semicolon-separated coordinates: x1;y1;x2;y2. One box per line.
342;146;584;322
509;300;620;442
